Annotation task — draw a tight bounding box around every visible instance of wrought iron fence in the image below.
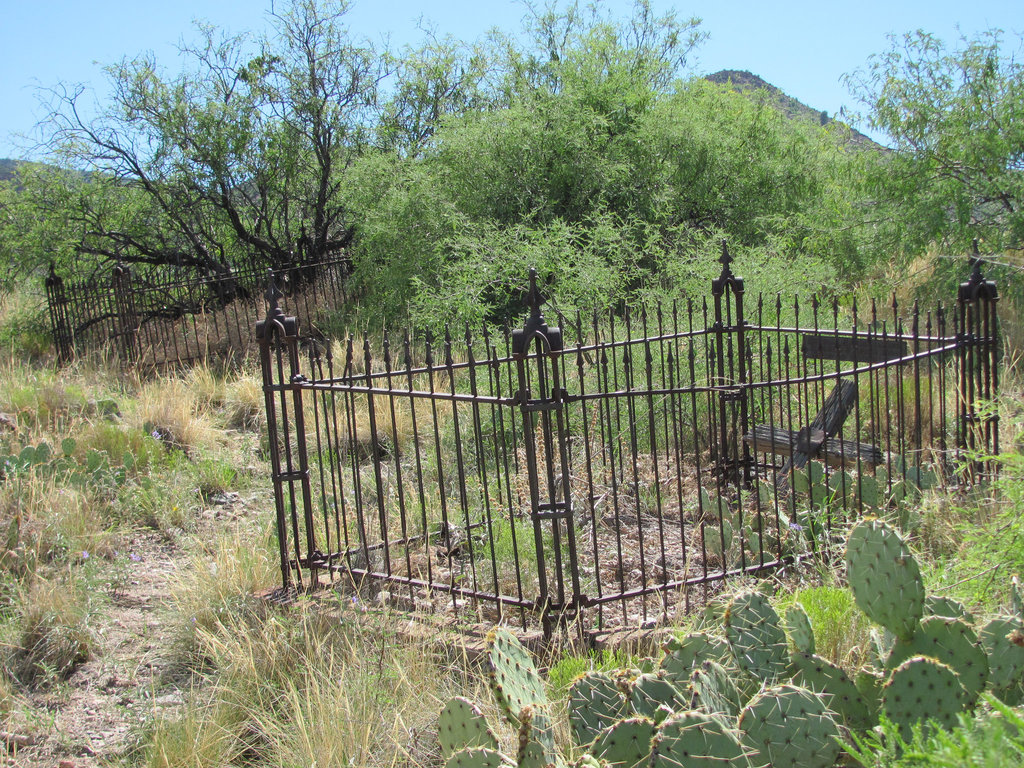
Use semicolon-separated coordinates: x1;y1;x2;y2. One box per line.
46;257;350;368
258;248;999;636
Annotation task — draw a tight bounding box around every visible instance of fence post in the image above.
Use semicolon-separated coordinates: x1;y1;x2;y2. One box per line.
957;246;999;484
45;264;73;364
512;268;581;637
710;241;751;485
257;271;317;591
111;263;139;364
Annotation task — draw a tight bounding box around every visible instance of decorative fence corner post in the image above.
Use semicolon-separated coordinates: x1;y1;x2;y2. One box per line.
257;271;317;592
957;244;1000;484
511;268;582;637
710;241;752;486
45;263;73;364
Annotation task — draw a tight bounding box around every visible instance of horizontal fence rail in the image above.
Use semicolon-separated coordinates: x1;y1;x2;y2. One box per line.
259;248;1000;637
46;257;350;369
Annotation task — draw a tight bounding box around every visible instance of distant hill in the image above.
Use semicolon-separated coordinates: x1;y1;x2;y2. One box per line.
0;158;20;184
704;70;879;149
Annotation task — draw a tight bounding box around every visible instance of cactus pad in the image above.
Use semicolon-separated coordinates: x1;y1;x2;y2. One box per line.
885;617;989;704
845;519;924;641
517;740;563;768
979;616;1024;692
738;684;841;768
688;660;744;717
660;632;729;685
589;717;656;768
486;628;546;726
628;673;688;719
724;591;789;682
438;697;499;757
650;711;748;768
784;603;816;655
924;594;972;622
854;669;883;723
790;651;874;730
881;656;967;740
517;705;557;764
568;671;626;747
444;747;515;768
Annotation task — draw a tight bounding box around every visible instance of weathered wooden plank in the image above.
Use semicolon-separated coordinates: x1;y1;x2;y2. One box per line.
802;333;908;364
744;425;883;468
789;379;859;471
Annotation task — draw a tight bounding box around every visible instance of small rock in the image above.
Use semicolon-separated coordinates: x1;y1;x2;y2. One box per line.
0;413;16;433
59;760;76;768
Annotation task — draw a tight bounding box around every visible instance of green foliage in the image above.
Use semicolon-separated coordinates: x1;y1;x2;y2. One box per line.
843;695;1024;767
846;29;1024;256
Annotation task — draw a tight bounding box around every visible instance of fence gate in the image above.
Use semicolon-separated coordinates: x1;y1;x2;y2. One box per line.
258;252;1000;637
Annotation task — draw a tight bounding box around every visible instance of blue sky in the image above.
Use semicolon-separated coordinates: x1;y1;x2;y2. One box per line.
1;0;1021;158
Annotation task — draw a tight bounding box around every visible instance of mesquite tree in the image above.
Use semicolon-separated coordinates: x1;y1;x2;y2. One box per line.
35;0;385;280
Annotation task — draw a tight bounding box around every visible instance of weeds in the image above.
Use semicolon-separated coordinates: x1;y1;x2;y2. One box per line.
11;574;99;684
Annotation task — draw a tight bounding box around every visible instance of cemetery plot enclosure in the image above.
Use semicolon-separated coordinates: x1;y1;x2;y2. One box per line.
46;258;350;368
259;252;999;636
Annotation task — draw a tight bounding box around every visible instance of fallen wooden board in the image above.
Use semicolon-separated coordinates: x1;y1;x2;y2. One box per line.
744;424;883;469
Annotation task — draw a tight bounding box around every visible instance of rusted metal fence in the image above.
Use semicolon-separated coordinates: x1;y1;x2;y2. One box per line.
258;249;999;636
46;257;350;368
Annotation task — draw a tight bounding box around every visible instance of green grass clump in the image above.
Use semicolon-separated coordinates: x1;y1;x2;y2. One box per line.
10;575;100;683
794;584;870;667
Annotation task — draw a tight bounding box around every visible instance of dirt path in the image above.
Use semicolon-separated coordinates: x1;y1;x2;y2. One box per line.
5;493;260;768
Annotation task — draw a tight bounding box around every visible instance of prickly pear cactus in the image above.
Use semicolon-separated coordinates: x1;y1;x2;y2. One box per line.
568;671;626;748
855;474;881;509
979;616;1024;694
438;697;499;758
738;684;841;768
688;660;744;718
517;742;548;768
790;651;874;730
705;520;734;557
845;519;924;641
486;628;546;726
650;711;749;768
881;656;967;741
628;673;688;719
444;746;515;768
784;602;815;655
660;632;729;685
885;616;989;704
589;717;656;768
517;705;558;767
924;594;972;622
724;591;789;682
854;669;883;723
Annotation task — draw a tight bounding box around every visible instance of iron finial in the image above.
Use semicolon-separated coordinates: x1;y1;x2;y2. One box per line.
970;238;984;283
719;240;733;275
525;267;545;317
265;269;284;310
